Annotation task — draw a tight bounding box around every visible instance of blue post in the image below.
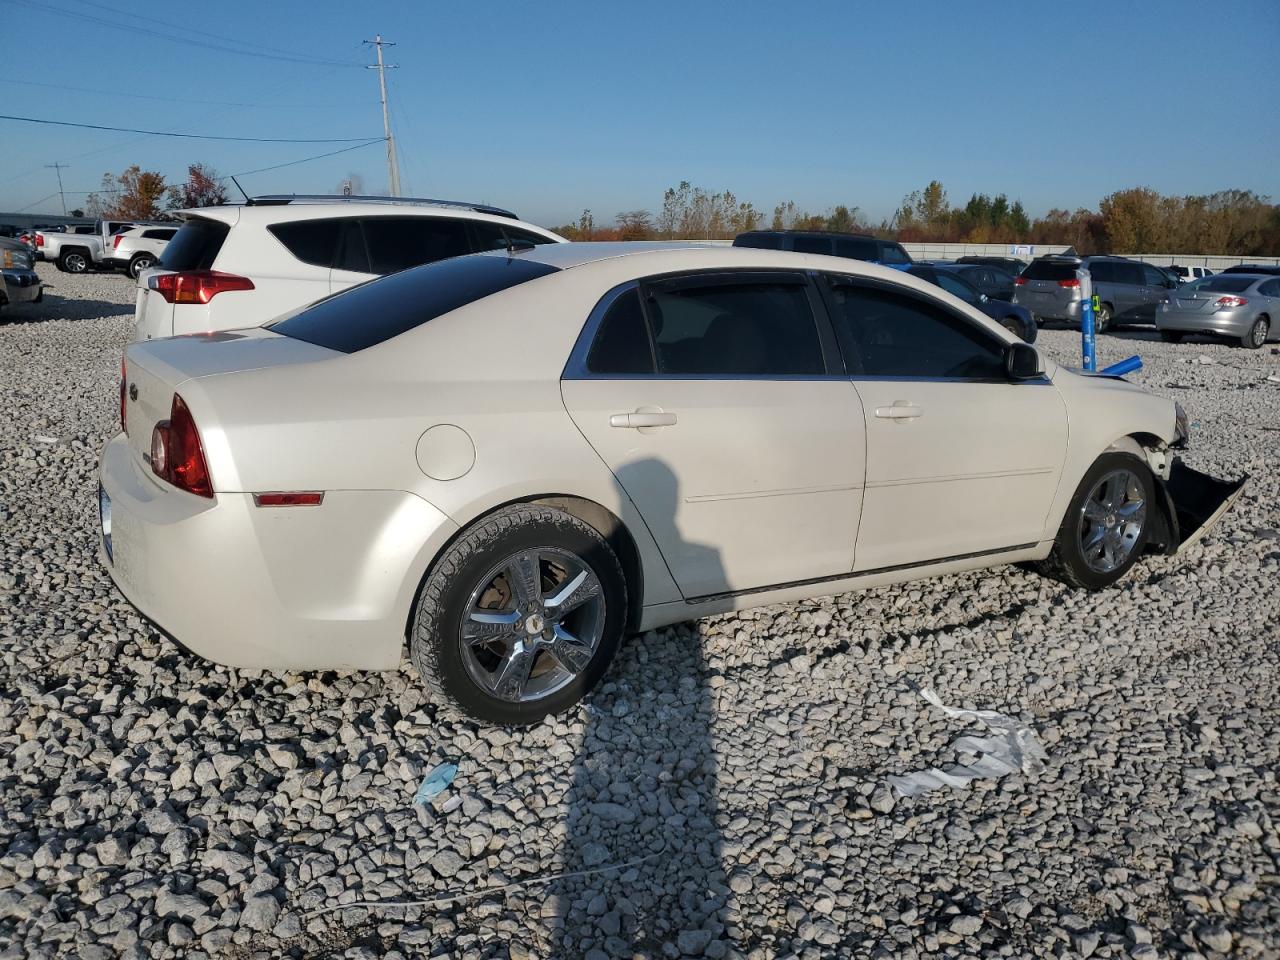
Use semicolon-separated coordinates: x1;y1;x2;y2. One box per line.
1081;291;1097;372
1100;356;1143;377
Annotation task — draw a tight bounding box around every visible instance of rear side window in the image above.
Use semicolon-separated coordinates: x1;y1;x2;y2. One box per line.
1259;280;1280;296
644;277;824;376
268;219;343;268
1023;260;1078;281
363;217;471;273
586;289;654;374
471;222;556;251
732;233;783;250
878;243;911;265
835;237;879;260
1087;261;1114;283
141;228;176;241
158;218;228;270
792;235;833;255
826;278;1005;380
270;255;559;353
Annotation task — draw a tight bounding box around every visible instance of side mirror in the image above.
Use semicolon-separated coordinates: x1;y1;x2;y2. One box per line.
1005;342;1043;381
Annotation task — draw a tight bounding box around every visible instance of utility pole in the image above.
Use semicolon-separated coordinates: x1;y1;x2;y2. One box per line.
364;35;401;197
46;162;69;216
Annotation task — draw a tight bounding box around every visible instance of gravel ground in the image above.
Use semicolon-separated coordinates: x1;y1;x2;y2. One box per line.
1;263;1277;960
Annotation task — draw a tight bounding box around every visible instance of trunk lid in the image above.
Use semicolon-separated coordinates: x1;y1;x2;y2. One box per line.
122;329;339;465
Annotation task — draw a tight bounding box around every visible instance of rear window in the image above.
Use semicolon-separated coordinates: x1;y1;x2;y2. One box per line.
733;233;784;250
1190;276;1254;294
1023;260;1078;281
158;218;229;271
269;254;559;353
834;237;879;260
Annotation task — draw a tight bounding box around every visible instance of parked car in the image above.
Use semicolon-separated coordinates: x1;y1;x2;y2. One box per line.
134;195;565;341
36;219;146;273
955;255;1027;276
1221;264;1280;276
104;225;178;279
1168;264;1214;284
98;242;1241;724
0;224;18;238
1156;274;1280;349
942;262;1017;302
1014;255;1177;332
733;230;913;269
0;236;43;313
907;263;1036;342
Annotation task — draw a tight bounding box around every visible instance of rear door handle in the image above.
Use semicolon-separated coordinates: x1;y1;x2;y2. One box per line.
610;411;677;429
874;403;923;421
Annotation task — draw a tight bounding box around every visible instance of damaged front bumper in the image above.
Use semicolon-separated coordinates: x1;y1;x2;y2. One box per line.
1148;458;1248;556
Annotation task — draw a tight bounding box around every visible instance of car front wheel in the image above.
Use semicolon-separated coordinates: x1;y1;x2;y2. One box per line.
1038;452;1154;590
410;504;627;725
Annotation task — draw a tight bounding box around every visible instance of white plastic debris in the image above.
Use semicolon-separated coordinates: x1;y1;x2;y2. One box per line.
887;687;1048;799
32;435;59;445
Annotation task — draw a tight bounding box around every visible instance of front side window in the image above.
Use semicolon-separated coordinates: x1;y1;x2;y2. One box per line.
826;278;1006;380
1115;263;1145;286
1142;264;1170;287
834;237;879;260
645;276;825;376
793;235;833;255
362;217;472;274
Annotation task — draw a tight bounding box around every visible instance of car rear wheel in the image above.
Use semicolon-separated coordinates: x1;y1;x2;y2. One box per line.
128;254;155;279
1241;317;1268;349
1037;452;1153;590
410;504;627;725
1094;302;1113;334
1160;331;1184;343
59;251;88;274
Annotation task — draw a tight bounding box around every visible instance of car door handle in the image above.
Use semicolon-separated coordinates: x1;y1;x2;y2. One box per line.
874;403;923;420
610;411;677;429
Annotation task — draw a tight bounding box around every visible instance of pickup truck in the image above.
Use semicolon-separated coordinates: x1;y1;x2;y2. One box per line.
36;220;151;273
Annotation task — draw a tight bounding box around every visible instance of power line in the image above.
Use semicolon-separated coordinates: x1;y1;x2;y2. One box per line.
0;77;361;110
3;0;365;68
0;114;382;143
224;139;388;179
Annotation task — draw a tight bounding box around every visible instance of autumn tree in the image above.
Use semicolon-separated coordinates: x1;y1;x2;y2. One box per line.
170;163;228;209
1099;187;1163;253
86;165;169;220
615;210;653;240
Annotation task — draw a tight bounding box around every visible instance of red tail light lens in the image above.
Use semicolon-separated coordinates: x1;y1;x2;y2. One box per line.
1057;278;1081;288
1014;276;1027;285
148;271;255;305
120;356;127;433
113;234;123;250
150;394;213;498
35;234;44;247
1215;296;1248;308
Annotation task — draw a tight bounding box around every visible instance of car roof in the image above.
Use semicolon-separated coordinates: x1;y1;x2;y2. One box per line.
179;202;562;237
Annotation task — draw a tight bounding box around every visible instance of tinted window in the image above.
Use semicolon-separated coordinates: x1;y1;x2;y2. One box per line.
793;235;833;255
1087;261;1114;283
645;277;823;376
1142;264;1171;286
586;289;654;374
827;279;1005;379
1115;263;1145;286
834;237;879;260
732;233;783;250
878;243;910;265
268;219;342;268
141;228;176;241
1259;280;1280;297
1024;260;1078;281
934;270;981;305
1191;276;1255;294
158;218;228;270
270;255;558;353
335;220;370;273
471;222;556;252
363;217;472;273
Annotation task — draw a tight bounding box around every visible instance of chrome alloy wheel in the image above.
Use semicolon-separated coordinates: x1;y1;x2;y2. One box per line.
458;547;605;703
1077;468;1146;573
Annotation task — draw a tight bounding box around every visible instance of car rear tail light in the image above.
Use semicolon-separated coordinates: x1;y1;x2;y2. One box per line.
150;394;213;498
35;234;44;247
148;270;254;305
120;356;127;433
1057;278;1080;288
1215;296;1248;308
113;234;123;250
253;492;324;507
1014;277;1027;285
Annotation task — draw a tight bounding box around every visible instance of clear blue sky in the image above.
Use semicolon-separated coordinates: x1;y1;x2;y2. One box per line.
2;0;1277;227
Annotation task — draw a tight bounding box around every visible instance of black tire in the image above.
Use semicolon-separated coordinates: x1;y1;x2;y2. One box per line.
1000;317;1021;338
410;504;627;725
1160;330;1184;343
1095;302;1114;334
1036;452;1155;590
128;254;155;279
1241;316;1268;350
59;250;89;274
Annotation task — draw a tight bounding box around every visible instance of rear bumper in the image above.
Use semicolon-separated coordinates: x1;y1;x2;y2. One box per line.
1015;294;1081;322
1156;309;1252;337
2;269;41;304
97;432;459;671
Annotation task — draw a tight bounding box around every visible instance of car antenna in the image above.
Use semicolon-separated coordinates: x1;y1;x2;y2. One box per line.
230;176;250;203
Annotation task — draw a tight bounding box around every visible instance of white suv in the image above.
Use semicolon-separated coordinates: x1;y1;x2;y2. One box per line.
134;196;566;341
105;225;179;279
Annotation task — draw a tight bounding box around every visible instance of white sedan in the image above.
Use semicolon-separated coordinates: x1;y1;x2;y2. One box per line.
98;243;1243;724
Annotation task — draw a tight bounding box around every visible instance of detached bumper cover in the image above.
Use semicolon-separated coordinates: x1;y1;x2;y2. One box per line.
1151;458;1247;555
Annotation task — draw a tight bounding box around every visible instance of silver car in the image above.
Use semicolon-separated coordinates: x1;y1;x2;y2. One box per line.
1156;274;1280;349
1015;256;1178;332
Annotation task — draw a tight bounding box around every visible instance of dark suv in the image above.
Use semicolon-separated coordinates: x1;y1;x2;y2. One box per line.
733;231;912;270
1013;255;1178;332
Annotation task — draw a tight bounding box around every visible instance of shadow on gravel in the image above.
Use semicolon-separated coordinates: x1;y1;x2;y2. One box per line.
2;295;132;323
553;459;727;957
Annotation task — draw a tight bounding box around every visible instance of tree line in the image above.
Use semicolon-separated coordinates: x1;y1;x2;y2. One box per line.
556;180;1280;255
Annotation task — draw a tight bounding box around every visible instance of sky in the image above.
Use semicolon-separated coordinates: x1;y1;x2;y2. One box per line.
2;0;1278;228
